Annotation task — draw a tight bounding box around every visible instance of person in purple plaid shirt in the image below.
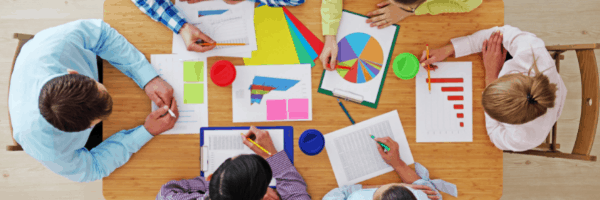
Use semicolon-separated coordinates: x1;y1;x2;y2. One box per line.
132;0;305;54
157;126;311;200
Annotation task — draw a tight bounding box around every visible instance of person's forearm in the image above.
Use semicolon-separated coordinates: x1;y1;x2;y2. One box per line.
393;161;420;184
485;69;500;86
321;0;343;35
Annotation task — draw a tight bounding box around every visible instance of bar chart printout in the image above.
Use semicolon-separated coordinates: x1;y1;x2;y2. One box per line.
415;62;473;142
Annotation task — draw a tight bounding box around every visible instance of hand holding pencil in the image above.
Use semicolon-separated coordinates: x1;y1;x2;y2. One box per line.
241;126;278;159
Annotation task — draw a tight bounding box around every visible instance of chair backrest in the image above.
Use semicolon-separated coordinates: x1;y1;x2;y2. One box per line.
571;45;599;156
7;33;34;151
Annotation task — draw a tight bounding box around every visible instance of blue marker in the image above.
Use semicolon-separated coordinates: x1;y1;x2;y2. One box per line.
337;99;355;124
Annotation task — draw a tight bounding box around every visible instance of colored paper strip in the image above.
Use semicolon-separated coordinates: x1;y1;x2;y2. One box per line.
457;113;464;118
441;87;463;92
427;78;464;83
267;99;288;120
454;104;464;109
285;14;315;67
282;7;324;59
448;96;463;101
284;12;318;61
244;7;300;65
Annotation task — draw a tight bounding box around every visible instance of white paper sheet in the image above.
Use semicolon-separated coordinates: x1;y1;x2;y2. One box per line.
173;0;256;58
324;110;414;187
202;129;285;186
416;62;473;142
150;54;209;134
319;11;398;104
232;64;313;123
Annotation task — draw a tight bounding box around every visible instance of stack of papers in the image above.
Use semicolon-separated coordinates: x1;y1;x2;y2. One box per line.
173;0;257;58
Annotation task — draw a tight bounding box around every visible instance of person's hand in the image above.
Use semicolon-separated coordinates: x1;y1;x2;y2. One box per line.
241;126;278;159
482;30;507;81
179;0;206;3
262;188;281;200
224;0;245;4
179;23;216;53
144;101;179;136
320;35;338;71
419;44;455;70
145;77;174;108
409;185;440;200
374;137;403;168
366;0;414;29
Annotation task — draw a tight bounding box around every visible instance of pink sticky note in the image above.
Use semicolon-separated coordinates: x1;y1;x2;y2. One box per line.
266;100;287;120
288;99;309;119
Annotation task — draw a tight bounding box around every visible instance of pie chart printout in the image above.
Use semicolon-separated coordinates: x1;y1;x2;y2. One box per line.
336;32;384;84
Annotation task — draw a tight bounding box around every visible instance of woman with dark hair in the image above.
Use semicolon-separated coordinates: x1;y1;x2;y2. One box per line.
156;126;311;200
323;137;457;200
320;0;483;70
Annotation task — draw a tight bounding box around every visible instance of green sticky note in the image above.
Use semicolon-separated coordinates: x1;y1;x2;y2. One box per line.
184;83;204;104
183;61;204;82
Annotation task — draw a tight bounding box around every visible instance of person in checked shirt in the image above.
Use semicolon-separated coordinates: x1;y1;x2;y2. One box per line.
132;0;305;53
157;126;311;200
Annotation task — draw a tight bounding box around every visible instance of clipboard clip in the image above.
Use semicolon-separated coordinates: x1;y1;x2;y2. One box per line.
333;89;364;104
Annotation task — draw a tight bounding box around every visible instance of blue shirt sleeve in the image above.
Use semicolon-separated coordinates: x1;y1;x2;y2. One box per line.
252;0;305;7
40;126;154;182
94;21;158;89
323;184;363;200
132;0;188;33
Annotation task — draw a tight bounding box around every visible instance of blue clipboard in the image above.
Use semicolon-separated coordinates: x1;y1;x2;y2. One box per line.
199;126;294;178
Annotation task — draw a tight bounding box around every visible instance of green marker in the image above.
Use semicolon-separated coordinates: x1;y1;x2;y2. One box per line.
370;135;391;151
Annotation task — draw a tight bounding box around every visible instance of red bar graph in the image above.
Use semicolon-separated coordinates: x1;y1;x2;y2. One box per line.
426;78;464;83
454;104;463;109
442;87;463;92
457;113;464;118
460;122;464;127
448;96;463;101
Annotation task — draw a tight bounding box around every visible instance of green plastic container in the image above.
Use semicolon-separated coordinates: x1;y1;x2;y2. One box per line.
392;53;420;80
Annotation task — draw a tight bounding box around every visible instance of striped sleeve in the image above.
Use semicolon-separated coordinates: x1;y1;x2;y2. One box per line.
131;0;188;33
156;177;208;200
266;151;311;200
253;0;305;7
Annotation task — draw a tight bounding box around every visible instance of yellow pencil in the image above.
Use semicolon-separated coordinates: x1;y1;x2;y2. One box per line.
426;44;431;93
241;133;272;156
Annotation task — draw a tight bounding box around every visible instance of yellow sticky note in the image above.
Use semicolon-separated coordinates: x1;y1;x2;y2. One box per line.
184;83;204;104
244;6;300;65
183;61;204;82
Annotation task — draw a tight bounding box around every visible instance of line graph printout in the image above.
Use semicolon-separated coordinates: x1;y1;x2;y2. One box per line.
416;62;473;142
232;64;312;123
150;54;209;134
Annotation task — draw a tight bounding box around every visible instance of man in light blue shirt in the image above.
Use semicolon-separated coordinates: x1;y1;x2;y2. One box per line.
8;19;179;182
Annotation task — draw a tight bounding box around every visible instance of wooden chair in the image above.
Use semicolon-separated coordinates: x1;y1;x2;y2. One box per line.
504;43;600;161
6;33;34;151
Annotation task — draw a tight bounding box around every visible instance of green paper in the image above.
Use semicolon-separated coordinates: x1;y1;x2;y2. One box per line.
338;58;358;67
183;61;204;82
287;19;315;67
184;83;204;104
317;10;399;109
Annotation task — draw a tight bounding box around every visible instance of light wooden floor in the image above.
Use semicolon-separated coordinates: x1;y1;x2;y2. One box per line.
0;0;598;199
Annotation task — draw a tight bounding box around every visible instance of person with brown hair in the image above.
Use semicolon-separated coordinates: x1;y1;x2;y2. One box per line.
9;19;179;182
420;25;567;151
320;0;483;70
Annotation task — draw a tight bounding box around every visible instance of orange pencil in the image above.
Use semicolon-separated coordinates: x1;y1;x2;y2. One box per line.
426;44;431;93
199;43;247;46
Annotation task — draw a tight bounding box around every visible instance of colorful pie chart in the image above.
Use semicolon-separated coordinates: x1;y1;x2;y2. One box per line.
336;32;384;84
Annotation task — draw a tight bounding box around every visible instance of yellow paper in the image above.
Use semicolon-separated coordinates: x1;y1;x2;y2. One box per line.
244;6;300;65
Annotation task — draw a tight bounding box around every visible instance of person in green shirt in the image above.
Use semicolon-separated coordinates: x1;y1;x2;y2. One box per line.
320;0;482;70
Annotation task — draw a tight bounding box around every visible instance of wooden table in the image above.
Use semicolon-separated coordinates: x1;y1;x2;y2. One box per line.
102;0;504;199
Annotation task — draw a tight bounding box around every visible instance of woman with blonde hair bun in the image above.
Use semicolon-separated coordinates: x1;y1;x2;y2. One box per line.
420;25;567;151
